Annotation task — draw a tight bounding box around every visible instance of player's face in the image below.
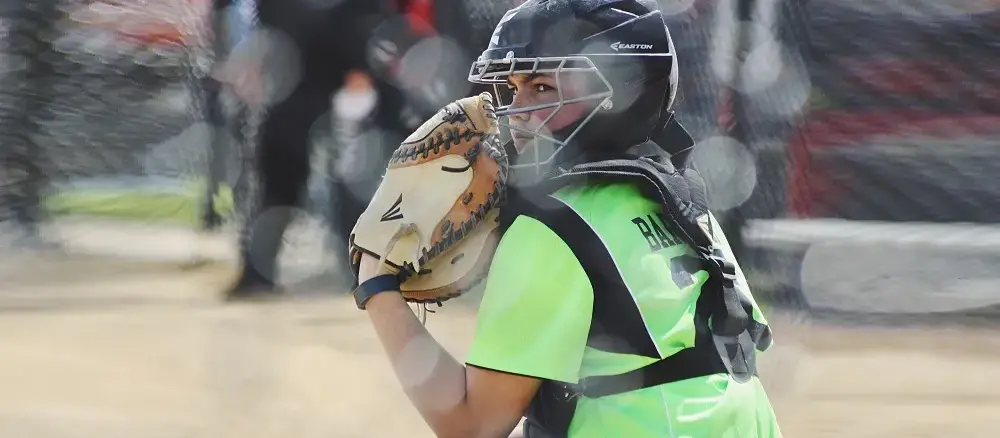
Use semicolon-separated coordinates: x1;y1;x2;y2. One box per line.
505;72;598;154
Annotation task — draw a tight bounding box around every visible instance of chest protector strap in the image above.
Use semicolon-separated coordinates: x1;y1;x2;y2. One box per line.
505;155;772;438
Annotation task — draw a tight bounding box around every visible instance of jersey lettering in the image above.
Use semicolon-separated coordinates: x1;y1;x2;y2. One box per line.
647;214;678;247
632;217;661;251
631;214;680;252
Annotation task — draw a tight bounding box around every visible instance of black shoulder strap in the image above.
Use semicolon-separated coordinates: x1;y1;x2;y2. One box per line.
500;189;662;359
542;157;757;337
546;156;712;255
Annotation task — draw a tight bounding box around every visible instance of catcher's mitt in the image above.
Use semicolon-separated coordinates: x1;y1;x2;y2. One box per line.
349;92;507;304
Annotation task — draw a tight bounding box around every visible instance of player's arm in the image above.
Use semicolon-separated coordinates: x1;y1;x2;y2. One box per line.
358;216;593;438
361;290;538;438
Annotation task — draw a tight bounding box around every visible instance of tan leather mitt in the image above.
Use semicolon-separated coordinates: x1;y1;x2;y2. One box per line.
349;92;508;304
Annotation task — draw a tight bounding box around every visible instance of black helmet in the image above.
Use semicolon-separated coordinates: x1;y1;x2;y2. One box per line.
468;0;679;173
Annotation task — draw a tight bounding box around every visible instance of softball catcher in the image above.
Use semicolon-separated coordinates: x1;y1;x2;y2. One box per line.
349;1;782;437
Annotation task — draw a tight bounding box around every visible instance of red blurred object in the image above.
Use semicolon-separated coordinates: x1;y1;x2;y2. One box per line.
785;111;1000;218
68;0;210;46
402;0;436;37
839;58;1000;103
780;4;1000;223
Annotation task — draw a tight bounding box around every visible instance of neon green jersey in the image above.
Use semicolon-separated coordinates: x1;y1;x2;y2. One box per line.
466;182;782;438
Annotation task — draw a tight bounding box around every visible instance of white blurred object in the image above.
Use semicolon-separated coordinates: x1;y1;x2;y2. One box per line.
331;87;378;179
333;84;378;123
656;0;699;17
710;0;789;94
50;218;236;263
214;27;302;108
395;36;471;110
745;219;1000;313
691;135;758;211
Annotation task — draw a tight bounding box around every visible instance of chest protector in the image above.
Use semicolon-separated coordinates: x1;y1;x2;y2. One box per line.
499;151;773;438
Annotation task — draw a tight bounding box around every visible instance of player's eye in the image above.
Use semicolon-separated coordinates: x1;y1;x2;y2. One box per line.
506;84;518;94
534;84;554;93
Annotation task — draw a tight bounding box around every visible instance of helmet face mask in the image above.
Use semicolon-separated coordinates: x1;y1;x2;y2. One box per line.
467;0;678;180
468;55;614;178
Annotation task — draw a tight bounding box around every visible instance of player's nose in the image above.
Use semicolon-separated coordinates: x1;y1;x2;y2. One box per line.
507;108;531;123
507;93;533;121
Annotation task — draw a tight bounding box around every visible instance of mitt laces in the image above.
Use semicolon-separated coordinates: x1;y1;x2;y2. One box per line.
377;223;437;326
377;222;422;280
416;303;437;325
376;224;439;326
389;128;483;165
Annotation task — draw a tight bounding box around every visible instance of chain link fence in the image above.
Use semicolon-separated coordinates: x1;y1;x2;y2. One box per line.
726;1;1000;316
0;0;214;237
2;0;998;316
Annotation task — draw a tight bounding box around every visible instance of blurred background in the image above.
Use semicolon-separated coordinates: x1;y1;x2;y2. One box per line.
0;0;998;437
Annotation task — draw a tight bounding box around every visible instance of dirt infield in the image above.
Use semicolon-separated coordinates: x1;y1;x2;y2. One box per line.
1;253;996;438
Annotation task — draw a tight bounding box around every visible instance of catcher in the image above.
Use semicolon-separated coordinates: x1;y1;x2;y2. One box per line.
349;1;783;437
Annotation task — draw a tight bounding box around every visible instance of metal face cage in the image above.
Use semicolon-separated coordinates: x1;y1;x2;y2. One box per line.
468;54;614;176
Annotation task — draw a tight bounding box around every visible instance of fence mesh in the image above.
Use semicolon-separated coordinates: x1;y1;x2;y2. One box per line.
1;0;208;236
1;0;998;314
727;0;1000;313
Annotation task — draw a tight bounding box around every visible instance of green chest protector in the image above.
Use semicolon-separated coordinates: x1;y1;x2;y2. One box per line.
499;153;773;438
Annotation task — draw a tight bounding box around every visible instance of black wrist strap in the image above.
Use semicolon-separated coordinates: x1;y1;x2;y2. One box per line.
353;274;401;310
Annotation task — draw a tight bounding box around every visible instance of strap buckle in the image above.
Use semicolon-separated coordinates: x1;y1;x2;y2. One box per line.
711;329;757;384
707;248;738;286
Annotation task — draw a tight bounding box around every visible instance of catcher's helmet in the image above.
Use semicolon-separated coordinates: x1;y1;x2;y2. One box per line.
468;0;679;174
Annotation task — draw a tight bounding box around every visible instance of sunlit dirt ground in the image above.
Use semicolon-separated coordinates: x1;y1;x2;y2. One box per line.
2;235;997;438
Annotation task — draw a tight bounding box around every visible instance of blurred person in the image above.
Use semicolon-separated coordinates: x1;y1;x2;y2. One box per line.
201;0;254;230
0;0;62;248
336;0;522;252
216;0;413;299
351;1;781;437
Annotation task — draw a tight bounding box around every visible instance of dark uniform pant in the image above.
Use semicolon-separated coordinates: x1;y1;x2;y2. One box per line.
239;76;404;289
